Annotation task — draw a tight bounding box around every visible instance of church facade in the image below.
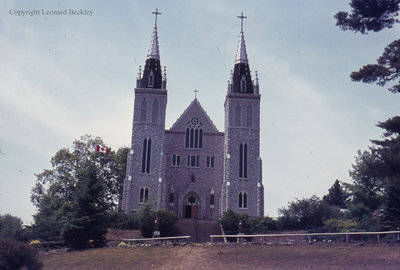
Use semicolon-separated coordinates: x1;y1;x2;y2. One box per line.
121;11;264;220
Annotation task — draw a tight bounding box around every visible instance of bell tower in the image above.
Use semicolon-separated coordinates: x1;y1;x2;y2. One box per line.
221;13;264;217
122;9;168;213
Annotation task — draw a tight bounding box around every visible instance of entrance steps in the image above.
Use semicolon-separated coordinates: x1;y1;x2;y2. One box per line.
173;219;222;243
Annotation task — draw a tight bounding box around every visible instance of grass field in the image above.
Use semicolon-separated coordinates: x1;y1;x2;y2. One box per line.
40;243;400;270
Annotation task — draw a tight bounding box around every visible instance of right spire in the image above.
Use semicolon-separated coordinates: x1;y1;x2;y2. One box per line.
235;12;248;64
230;12;254;94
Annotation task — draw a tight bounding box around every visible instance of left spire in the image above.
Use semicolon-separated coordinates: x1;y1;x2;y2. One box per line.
147;8;161;60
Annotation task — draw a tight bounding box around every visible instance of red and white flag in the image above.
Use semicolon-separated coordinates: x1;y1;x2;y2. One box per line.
96;144;110;154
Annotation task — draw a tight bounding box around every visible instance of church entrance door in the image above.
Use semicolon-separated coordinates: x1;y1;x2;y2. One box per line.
183;193;200;219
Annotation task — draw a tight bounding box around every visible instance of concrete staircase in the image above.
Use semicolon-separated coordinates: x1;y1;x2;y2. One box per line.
173;219;222;243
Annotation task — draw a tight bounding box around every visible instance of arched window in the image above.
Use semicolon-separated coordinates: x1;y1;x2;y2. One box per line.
239;143;248;178
140;187;149;203
185;117;203;149
148;69;154;87
239;191;247;208
141;138;151;174
235;104;241;127
240;75;246;92
140;99;147;123
152;99;159;123
247;104;253;128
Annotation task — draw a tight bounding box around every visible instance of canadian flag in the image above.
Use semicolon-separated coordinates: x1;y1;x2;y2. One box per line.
96;144;110;154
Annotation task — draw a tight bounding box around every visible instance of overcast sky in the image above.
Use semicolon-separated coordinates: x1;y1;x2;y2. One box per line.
0;0;399;224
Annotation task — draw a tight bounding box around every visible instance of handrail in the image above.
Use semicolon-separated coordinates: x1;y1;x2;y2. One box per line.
210;230;400;244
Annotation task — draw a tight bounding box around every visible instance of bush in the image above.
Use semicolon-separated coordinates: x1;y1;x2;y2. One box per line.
138;205;178;238
323;218;359;232
0;238;42;270
107;211;139;230
0;214;24;240
155;209;178;237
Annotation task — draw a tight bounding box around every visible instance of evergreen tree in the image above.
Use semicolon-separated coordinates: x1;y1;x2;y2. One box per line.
347;117;400;227
323;180;347;208
335;0;400;93
61;162;108;249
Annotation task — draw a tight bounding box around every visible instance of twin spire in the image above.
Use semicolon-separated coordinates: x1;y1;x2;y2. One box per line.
145;9;249;64
142;10;255;93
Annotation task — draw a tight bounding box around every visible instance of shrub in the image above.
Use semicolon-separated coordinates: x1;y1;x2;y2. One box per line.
107;211;139;230
0;214;24;240
0;238;42;270
323;218;359;232
138;205;178;238
155;209;178;237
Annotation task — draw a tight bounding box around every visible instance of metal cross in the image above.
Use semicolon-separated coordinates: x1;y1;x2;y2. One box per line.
237;12;247;32
194;88;199;99
152;8;161;26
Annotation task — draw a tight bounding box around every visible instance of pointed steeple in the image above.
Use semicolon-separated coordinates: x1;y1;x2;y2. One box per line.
139;9;166;89
235;12;248;64
147;9;161;60
230;12;254;94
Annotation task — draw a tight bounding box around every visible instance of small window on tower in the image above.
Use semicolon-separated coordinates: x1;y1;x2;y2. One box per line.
240;75;246;92
148;70;155;87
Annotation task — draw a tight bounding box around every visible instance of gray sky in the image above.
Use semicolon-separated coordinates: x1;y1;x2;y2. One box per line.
0;0;399;224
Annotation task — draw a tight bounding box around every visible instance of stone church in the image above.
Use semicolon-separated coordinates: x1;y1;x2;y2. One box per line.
121;11;264;220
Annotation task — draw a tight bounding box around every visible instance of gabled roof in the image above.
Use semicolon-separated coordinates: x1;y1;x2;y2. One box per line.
169;98;219;133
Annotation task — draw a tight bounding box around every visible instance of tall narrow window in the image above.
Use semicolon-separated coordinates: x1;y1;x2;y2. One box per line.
140;187;149;203
239;143;248;178
169;186;174;205
141;138;151;173
185;117;203;149
140;99;147;123
239;191;248;208
148;70;154;87
210;188;215;208
235;104;241;127
152;99;159;123
247;104;253;128
240;75;246;92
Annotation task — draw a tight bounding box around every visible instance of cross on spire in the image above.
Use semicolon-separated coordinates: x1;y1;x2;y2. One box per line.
237;12;247;33
152;8;161;26
194;88;199;99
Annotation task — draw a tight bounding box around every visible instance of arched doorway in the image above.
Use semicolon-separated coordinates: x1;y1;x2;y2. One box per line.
183;192;200;219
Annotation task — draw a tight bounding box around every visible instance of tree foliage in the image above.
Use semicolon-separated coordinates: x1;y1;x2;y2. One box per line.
0;214;24;240
350;39;400;93
61;162;108;249
347;116;400;227
31;135;128;241
335;0;400;33
335;0;400;93
278;195;340;230
323;180;348;208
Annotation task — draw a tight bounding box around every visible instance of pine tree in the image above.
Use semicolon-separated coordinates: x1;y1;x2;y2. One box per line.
323;180;347;208
61;162;108;249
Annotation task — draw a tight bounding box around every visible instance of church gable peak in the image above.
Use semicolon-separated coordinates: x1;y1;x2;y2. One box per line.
170;98;219;133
